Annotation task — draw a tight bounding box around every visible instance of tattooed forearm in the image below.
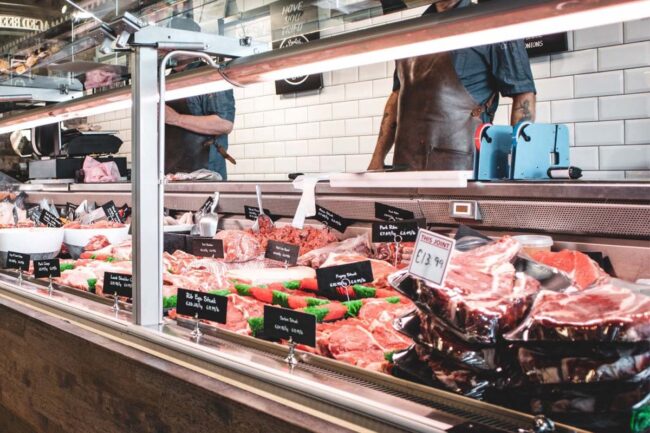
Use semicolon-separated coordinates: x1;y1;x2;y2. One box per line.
368;91;399;170
511;92;536;125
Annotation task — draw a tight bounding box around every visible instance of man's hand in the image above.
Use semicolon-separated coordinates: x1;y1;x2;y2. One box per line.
165;105;181;126
510;92;536;125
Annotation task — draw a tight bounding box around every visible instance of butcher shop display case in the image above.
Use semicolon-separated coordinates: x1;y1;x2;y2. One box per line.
0;0;649;433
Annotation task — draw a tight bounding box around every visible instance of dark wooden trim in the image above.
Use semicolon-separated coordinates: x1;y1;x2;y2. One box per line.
0;298;355;433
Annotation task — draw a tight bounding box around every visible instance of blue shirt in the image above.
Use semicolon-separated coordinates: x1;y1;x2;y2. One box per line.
183;63;236;180
393;1;536;123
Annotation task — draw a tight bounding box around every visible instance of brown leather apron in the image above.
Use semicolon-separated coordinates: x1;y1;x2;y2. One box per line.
393;51;486;171
164;98;213;173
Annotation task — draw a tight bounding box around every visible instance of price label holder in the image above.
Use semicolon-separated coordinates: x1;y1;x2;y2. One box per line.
190;237;224;258
103;272;133;312
314;205;351;233
101;200;122;223
176;288;228;342
315;260;374;299
408;229;455;288
34;258;61;294
264;305;316;366
375;202;415;221
265;240;299;267
244;205;279;222
6;251;30;285
39;209;62;228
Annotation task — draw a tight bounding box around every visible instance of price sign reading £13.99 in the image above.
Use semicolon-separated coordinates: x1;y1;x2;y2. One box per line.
408;229;456;288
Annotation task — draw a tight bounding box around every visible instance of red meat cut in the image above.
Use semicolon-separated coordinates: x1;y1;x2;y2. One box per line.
529;249;609;290
506;284;650;343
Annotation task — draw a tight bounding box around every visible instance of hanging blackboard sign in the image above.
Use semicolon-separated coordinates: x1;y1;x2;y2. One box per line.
525;33;569;57
270;0;323;94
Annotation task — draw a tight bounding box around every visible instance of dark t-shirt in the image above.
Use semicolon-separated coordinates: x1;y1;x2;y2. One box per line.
393;1;536;122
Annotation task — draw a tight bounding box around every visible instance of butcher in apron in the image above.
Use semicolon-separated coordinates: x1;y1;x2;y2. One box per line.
368;0;537;171
163;17;236;179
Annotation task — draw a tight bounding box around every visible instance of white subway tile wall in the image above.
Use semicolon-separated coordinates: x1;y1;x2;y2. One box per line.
88;21;650;179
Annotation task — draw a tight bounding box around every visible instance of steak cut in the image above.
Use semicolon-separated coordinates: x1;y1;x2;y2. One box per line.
529;249;609;290
505;284;650;343
214;230;263;262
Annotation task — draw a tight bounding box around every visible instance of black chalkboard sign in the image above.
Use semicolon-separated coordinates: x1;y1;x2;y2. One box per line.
525;33;569;57
34;259;61;278
372;218;426;243
316;260;374;292
374;202;415;221
103;272;132;298
27;205;41;223
264;305;316;347
39;209;62;227
270;0;323;94
315;205;351;232
101;200;122;223
6;251;29;270
190;237;224;258
176;288;228;323
265;240;299;265
244;205;279;222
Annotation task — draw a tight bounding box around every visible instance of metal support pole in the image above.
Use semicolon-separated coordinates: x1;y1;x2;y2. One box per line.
132;46;163;326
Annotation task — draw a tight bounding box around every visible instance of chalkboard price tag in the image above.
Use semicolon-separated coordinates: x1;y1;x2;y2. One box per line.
103;272;133;298
39;209;62;228
244;205;279;222
372;218;426;243
101;200;122;223
265;240;299;265
190;237;224;258
27;205;41;223
316;260;374;292
315;205;351;232
264;305;316;347
176;288;228;323
34;259;61;278
375;202;415;221
408;229;456;288
6;251;30;271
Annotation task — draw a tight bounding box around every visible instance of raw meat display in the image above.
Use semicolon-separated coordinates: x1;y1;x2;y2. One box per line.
505;284;650;343
372;242;414;268
249;218;338;256
214;230;262;262
64;221;125;229
225;266;316;286
298;234;371;268
529;249;609;290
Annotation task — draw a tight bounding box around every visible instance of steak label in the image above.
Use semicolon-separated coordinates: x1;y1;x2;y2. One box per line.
408;229;455;288
316;260;374;292
190;237;224;258
265;240;299;265
6;251;29;270
104;272;133;298
176;288;228;324
314;205;351;232
371;218;426;243
264;305;316;347
39;209;62;227
101;200;122;223
374;202;415;221
34;259;61;278
244;205;280;222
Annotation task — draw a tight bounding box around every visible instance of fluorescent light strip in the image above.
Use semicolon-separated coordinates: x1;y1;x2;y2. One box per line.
262;0;650;81
164;80;233;101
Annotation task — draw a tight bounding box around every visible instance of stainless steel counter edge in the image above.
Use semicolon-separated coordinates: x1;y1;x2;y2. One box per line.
41;180;650;201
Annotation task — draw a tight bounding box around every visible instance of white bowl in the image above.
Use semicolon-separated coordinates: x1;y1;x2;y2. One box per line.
64;226;130;248
0;227;64;257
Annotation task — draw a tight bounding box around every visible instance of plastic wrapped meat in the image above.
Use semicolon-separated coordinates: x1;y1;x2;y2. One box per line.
397;311;512;373
413;237;541;344
82;156;121;183
517;346;650;385
529;249;610;290
298;234;371;268
214;230;263;262
505;284;650;343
